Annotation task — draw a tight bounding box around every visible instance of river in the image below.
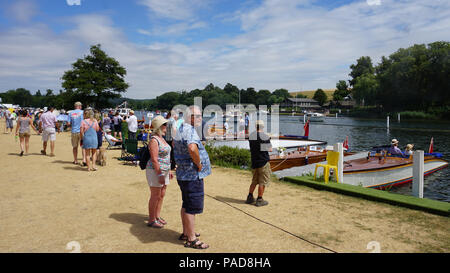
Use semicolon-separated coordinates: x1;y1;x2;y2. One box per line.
277;115;450;202
136;110;450;202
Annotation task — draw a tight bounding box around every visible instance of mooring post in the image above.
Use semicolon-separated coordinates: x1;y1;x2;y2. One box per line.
303;114;306;124
387;116;390;129
412;150;424;198
333;143;344;183
398;113;400;123
336;113;338;118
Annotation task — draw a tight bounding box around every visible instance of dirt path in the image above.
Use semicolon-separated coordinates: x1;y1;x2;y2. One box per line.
0;120;448;253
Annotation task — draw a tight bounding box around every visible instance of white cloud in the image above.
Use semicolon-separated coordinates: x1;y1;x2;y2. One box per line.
138;0;207;20
0;0;449;99
7;0;38;23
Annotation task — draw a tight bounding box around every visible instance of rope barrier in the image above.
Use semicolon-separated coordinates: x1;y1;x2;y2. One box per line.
206;194;338;253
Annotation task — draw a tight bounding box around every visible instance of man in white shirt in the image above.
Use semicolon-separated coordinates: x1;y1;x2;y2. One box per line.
126;110;138;140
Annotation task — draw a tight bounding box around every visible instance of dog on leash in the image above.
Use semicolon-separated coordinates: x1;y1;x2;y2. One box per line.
97;147;107;166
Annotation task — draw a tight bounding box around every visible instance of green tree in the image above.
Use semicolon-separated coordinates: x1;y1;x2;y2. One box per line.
61;44;129;109
352;74;379;106
313;89;327;106
349;56;374;87
333;80;350;102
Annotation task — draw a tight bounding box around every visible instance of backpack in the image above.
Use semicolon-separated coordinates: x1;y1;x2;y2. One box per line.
138;143;150;170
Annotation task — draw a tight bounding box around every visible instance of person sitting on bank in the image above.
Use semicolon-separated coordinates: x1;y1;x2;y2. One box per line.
389;139;404;156
105;129;122;147
404;144;414;156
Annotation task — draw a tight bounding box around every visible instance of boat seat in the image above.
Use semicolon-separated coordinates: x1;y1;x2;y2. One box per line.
314;151;340;183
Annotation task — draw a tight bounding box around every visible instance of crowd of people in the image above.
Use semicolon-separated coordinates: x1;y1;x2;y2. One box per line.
2;103;273;250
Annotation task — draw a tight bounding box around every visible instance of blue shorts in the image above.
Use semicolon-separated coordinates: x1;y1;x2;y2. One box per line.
177;179;204;215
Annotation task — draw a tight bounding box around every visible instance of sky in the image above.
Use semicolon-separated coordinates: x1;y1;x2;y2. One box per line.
0;0;449;99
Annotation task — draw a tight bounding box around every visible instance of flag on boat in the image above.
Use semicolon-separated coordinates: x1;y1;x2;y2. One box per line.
343;136;349;151
303;119;310;139
428;137;434;153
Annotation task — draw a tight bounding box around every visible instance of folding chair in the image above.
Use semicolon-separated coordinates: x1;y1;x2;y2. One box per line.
120;138;139;166
106;136;122;150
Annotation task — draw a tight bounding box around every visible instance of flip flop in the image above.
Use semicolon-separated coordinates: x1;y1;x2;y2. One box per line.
147;220;163;228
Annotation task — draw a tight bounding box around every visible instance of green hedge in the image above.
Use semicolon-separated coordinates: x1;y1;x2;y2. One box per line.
205;143;251;169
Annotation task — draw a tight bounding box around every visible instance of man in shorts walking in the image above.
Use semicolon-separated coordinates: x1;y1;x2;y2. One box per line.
173;105;211;249
246;120;272;207
68;102;84;164
39;107;58;157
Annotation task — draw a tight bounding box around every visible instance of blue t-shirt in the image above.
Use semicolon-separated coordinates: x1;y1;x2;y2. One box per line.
173;123;211;181
69;109;83;133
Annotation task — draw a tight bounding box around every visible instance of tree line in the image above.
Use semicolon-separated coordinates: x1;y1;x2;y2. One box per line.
338;41;450;116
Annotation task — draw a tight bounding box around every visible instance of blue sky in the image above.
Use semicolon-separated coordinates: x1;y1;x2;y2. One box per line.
0;0;449;99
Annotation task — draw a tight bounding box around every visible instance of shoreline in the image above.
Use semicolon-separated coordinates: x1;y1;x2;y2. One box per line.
0;120;449;253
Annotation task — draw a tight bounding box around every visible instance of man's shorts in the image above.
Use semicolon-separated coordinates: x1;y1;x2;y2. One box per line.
177;178;204;215
42;127;56;142
251;162;271;187
114;124;121;132
71;133;81;148
6;120;13;128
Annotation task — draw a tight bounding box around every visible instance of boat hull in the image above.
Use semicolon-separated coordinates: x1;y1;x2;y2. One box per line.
343;158;448;189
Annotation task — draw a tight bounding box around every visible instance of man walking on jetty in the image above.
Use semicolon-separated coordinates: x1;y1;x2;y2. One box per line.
173;105;211;249
68;102;84;165
39;107;58;157
246;120;272;207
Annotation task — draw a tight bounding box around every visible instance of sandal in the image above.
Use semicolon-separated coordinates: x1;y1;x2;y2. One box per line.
157;217;167;225
184;238;209;250
179;233;200;241
147;220;163;228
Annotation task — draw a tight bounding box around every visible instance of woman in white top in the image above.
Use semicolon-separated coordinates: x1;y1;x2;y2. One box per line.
15;109;38;156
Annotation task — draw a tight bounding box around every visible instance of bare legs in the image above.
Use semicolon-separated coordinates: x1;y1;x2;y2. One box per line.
85;149;97;171
148;185;166;227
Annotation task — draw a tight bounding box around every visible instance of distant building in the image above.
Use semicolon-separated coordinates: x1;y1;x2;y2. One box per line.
281;98;321;111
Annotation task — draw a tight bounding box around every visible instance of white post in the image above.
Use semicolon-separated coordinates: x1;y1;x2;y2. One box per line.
398;113;400;123
336;113;338;118
412;150;424;198
387;116;390;129
333;143;344;183
303;114;306;124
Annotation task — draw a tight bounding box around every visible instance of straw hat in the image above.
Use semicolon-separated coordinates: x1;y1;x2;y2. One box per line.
151;115;168;131
406;144;414;150
391;139;399;145
129;110;134;114
105;129;112;133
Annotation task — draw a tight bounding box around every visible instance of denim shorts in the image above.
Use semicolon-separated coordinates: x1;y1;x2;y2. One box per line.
177;178;204;215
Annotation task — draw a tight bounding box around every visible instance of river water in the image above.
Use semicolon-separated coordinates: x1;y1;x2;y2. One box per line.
277;115;450;202
136;110;450;202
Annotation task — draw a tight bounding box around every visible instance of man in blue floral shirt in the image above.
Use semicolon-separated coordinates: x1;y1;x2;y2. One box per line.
173;105;211;249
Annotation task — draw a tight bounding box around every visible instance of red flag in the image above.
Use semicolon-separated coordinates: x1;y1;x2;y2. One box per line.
428;137;433;153
303;119;309;138
343;136;349;150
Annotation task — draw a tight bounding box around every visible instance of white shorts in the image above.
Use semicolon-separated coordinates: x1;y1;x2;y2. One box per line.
42;127;56;142
146;168;170;188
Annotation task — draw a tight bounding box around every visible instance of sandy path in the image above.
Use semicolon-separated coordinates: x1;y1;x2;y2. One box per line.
0;121;448;253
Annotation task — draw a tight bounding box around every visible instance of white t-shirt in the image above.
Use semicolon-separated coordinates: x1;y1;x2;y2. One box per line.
105;134;119;144
126;115;138;133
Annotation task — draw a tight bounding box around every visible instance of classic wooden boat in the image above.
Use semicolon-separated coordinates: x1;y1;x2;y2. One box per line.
270;147;352;172
342;151;448;189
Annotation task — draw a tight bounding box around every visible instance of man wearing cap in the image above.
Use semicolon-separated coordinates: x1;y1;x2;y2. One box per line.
68;102;84;164
389;139;403;156
126;110;138;140
105;129;122;147
246;120;272;207
173;105;211;249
